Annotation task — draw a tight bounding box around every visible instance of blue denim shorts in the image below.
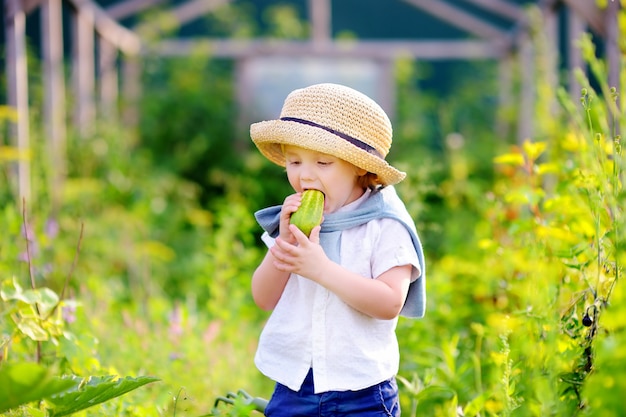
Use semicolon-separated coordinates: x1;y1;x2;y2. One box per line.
264;369;400;417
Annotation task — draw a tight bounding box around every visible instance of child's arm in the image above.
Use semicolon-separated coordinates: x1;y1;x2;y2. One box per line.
269;224;412;320
251;250;291;310
251;193;303;310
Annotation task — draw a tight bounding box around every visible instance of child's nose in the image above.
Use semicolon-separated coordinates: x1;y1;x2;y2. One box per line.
299;163;316;182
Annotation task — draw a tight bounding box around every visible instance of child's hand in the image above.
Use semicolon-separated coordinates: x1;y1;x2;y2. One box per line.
278;193;302;244
270;224;329;280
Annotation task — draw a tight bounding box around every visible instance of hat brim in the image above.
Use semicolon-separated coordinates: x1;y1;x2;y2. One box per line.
250;119;406;186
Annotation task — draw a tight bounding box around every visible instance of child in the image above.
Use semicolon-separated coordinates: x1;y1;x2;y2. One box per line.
250;83;425;417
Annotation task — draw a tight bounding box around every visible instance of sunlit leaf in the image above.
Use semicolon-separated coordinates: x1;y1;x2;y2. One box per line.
504;187;544;205
136;240;176;262
17;318;49;341
463;392;491;417
569;219;596;238
486;313;522;335
3;281;60;317
187;208;213;227
414;385;457;402
535;225;577;243
522;140;547;161
1;277;23;301
494;153;525;166
36;288;60;315
62;178;105;202
503;190;528;205
0;363;75;413
46;375;160;417
561;132;588;152
478;239;496;250
0;105;18;121
0;146;31;162
573;169;600;189
536;162;559;175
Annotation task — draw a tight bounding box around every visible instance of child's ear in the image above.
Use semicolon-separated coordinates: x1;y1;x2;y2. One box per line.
356;167;368;176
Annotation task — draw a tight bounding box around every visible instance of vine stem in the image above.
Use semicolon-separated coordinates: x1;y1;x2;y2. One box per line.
60;222;84;301
22;198;36;291
605;88;621;302
21;198;41;363
172;387;187;417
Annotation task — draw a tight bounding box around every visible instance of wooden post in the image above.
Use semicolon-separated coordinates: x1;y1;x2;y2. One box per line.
98;36;119;121
72;3;96;136
5;0;31;203
41;0;67;212
309;0;331;50
65;0;142;131
121;57;142;128
377;59;395;121
605;0;622;137
566;7;585;100
542;1;559;122
497;55;513;140
235;58;252;152
517;30;534;144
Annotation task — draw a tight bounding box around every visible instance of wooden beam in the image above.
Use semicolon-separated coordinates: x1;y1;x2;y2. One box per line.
66;0;141;54
147;38;512;59
22;0;44;14
134;0;230;33
41;0;67;211
461;0;526;22
560;0;604;36
400;0;508;39
5;0;31;202
106;0;167;20
172;0;230;25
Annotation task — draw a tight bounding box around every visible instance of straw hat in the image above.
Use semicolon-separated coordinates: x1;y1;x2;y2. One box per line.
250;83;406;185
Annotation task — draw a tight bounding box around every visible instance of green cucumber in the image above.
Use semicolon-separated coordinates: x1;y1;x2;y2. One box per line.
290;190;324;237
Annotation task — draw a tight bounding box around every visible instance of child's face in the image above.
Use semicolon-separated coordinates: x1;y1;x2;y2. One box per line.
284;145;367;214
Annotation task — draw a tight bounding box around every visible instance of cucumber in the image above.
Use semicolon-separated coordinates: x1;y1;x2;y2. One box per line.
290;190;324;237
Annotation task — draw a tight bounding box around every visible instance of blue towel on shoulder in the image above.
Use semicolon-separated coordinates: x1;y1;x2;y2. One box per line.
254;186;426;318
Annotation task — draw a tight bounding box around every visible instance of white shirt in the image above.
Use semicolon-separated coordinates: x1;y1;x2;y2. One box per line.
255;190;421;393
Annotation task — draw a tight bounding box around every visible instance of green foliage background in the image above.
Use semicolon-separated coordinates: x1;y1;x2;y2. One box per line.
1;2;625;416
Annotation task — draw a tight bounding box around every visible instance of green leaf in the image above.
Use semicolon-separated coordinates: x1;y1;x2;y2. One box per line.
493;152;525;166
46;375;160;417
0;277;23;301
522;140;547;161
414;385;457;402
35;287;61;315
0;362;75;413
17;318;49;341
1;278;60;316
463;392;491;417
